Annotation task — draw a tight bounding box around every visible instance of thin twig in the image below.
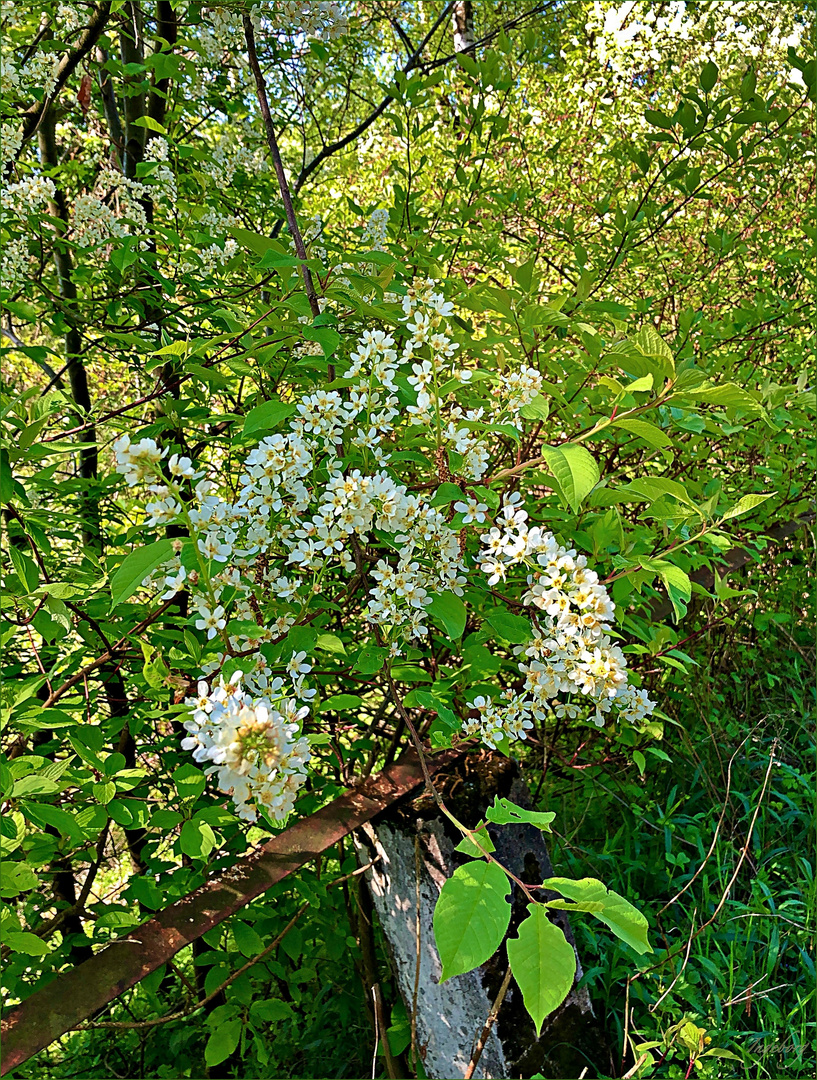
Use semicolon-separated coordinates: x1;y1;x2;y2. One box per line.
464;965;513;1080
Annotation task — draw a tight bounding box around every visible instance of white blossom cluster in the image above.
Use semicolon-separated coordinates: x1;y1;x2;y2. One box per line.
267;1;348;41
0;122;23;170
113;277;655;801
181;673;312;822
468;493;655;742
362;207;389;251
199;0;347;62
69;145;175;249
1;175;56;217
0;237;28;291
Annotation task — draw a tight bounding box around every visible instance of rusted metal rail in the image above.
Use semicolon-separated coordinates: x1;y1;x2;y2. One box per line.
1;749;461;1075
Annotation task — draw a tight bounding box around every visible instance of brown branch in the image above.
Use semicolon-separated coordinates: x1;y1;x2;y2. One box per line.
17;3;112;151
242;14;321;322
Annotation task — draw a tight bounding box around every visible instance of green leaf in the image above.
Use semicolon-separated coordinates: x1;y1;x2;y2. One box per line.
454;823;496;857
506;905;576;1035
641;559;692;621
302;326;341;358
230;227;285;259
7;547;39;593
204;1019;242;1067
540;877;653;954
250;999;293;1023
485;797;555;832
92;781;117;804
540;444;600;513
132;115;166;133
433;860;511;981
644;108;676;129
425;592;467;640
720;492;773;523
316;631;346;655
173;763;206;801
700;60;718;92
682;381;765;419
2;930;51;956
109;539;173;608
319;693;363;712
232;920;264;957
180;819;217;859
429;482;465;507
22;802;85;845
484;611;531;643
243;398;297;435
353;646;388;674
620;476;698;512
612;418;672;449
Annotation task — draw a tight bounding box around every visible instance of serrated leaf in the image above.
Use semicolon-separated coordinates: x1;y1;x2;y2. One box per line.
204;1019;242;1067
541;444;600;513
540;877;652;954
720;492;773;523
243;398;296;435
433;860;511;981
485;797;555;832
454;823;496;857
506;905;576;1035
484;611;531;643
425;591;467;640
109;539;173;608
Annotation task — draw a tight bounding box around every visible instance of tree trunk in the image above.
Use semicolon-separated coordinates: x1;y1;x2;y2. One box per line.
452;1;475;53
355;752;611;1079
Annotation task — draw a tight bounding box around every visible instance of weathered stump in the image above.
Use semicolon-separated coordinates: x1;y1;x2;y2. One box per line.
355;752;611;1079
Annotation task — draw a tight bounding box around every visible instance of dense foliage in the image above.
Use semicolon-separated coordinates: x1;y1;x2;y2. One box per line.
1;2;813;1078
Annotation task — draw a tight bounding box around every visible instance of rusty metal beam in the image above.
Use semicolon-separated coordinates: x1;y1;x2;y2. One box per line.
1;749;461;1075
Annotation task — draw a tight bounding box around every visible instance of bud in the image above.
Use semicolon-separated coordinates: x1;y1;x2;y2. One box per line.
188;570;199;585
171;539;183;554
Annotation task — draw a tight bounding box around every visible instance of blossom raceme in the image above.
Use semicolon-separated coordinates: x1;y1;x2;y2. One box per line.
113;278;656;813
182;673;312;823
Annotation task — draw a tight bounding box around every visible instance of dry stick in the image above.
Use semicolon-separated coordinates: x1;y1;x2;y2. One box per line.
633;740;779;994
242;15;331;376
656;734;747;916
464;965;513;1080
410;832;422;1071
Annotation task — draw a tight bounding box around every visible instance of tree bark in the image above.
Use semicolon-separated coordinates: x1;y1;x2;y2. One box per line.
355;752;612;1079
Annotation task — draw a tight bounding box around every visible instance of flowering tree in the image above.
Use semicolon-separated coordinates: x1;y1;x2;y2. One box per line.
1;1;813;1076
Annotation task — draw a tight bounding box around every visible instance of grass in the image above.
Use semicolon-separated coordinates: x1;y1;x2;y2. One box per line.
541;548;815;1079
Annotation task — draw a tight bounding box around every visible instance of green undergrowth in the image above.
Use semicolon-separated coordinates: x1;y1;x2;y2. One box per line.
21;551;815;1080
541;546;815;1079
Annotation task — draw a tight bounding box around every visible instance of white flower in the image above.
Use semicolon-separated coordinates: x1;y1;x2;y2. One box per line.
454;498;489;525
195;604;227;639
